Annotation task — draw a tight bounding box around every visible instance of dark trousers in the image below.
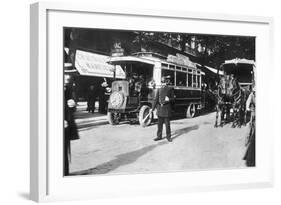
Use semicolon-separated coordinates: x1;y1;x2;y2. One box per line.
87;99;96;113
64;135;70;176
98;98;107;114
157;116;171;139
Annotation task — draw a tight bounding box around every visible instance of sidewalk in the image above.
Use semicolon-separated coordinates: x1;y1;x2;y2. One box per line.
74;102;108;130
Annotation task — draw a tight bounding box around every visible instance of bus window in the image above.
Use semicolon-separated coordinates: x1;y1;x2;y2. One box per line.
193;74;197;87
161;63;168;69
176;71;187;86
169;65;175;70
197;75;201;88
162;69;175;85
188;73;192;87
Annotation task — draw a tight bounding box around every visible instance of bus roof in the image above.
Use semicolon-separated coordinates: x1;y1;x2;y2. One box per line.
107;52;198;70
107;56;156;65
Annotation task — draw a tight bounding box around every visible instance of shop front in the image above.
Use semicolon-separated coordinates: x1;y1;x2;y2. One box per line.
68;49;126;113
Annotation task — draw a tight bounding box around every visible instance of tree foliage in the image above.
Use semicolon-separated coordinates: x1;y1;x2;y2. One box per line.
132;31;255;68
196;35;255;68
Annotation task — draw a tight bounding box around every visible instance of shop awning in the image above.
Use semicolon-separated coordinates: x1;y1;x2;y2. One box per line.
75;50;126;79
204;65;223;75
196;64;223;76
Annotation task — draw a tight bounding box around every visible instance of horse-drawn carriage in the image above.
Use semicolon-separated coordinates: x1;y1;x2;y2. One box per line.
214;58;255;127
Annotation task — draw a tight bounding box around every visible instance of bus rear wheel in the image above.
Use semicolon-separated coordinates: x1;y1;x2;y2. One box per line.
107;111;120;125
186;103;197;118
139;105;153;127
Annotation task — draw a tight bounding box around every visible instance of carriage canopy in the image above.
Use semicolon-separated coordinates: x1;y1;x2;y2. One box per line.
221;58;255;87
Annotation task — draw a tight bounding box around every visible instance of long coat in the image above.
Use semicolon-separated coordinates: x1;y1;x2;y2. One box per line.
65;85;79;141
152;85;175;117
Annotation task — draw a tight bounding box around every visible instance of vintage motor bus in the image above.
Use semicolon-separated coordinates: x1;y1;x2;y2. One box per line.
106;52;209;126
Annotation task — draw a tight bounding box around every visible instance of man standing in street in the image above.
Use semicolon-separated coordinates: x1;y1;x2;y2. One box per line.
152;76;175;142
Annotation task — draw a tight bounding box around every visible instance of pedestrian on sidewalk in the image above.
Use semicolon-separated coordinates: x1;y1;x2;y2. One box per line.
243;87;255;167
151;76;175;142
87;84;98;114
64;75;79;176
99;79;109;114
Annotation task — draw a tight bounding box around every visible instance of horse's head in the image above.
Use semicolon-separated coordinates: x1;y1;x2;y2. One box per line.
218;75;239;98
229;75;240;93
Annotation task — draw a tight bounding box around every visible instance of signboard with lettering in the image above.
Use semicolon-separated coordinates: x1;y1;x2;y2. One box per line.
111;42;124;57
111;48;124;57
75;50;125;79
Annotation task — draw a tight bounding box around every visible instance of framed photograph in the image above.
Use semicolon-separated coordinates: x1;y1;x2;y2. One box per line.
30;2;274;202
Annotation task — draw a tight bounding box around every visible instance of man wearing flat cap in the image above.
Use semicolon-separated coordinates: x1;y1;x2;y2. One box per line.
151;76;175;142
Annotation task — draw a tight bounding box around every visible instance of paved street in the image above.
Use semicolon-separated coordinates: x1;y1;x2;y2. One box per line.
69;110;248;175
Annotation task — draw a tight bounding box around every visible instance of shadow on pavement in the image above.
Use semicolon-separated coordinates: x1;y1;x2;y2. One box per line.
171;125;199;141
70;124;198;176
75;111;106;119
70;141;166;175
77;121;109;131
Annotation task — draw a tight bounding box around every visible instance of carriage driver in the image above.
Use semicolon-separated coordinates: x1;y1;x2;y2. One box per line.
151;76;175;142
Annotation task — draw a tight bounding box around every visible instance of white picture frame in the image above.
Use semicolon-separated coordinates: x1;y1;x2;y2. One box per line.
30;2;274;202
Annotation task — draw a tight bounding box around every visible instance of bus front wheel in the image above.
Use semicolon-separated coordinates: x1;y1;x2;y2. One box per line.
139;105;153;127
107;111;120;125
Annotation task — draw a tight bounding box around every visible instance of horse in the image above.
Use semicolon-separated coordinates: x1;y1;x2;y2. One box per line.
231;86;251;128
214;75;241;127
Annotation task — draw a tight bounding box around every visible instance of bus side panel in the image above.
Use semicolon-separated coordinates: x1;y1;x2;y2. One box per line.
173;88;201;107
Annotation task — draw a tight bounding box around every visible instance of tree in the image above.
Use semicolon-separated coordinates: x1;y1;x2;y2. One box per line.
131;31;255;69
132;31;194;53
196;35;255;68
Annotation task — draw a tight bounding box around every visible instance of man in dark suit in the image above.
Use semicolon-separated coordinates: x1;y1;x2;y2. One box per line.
152;76;175;142
64;75;79;176
87;85;99;114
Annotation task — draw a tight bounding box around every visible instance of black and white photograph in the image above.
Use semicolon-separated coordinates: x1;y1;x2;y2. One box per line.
63;27;256;176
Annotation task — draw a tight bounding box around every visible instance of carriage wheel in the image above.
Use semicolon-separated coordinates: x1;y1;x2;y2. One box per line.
107;111;120;125
139;105;153;127
186;103;197;118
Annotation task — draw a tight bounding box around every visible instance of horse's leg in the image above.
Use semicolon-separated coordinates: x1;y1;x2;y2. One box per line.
220;105;225;127
226;106;229;124
215;104;222;127
244;109;248;125
238;97;244;127
232;106;237;128
218;110;222;127
214;105;219;127
237;107;241;127
239;105;244;127
243;102;247;125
